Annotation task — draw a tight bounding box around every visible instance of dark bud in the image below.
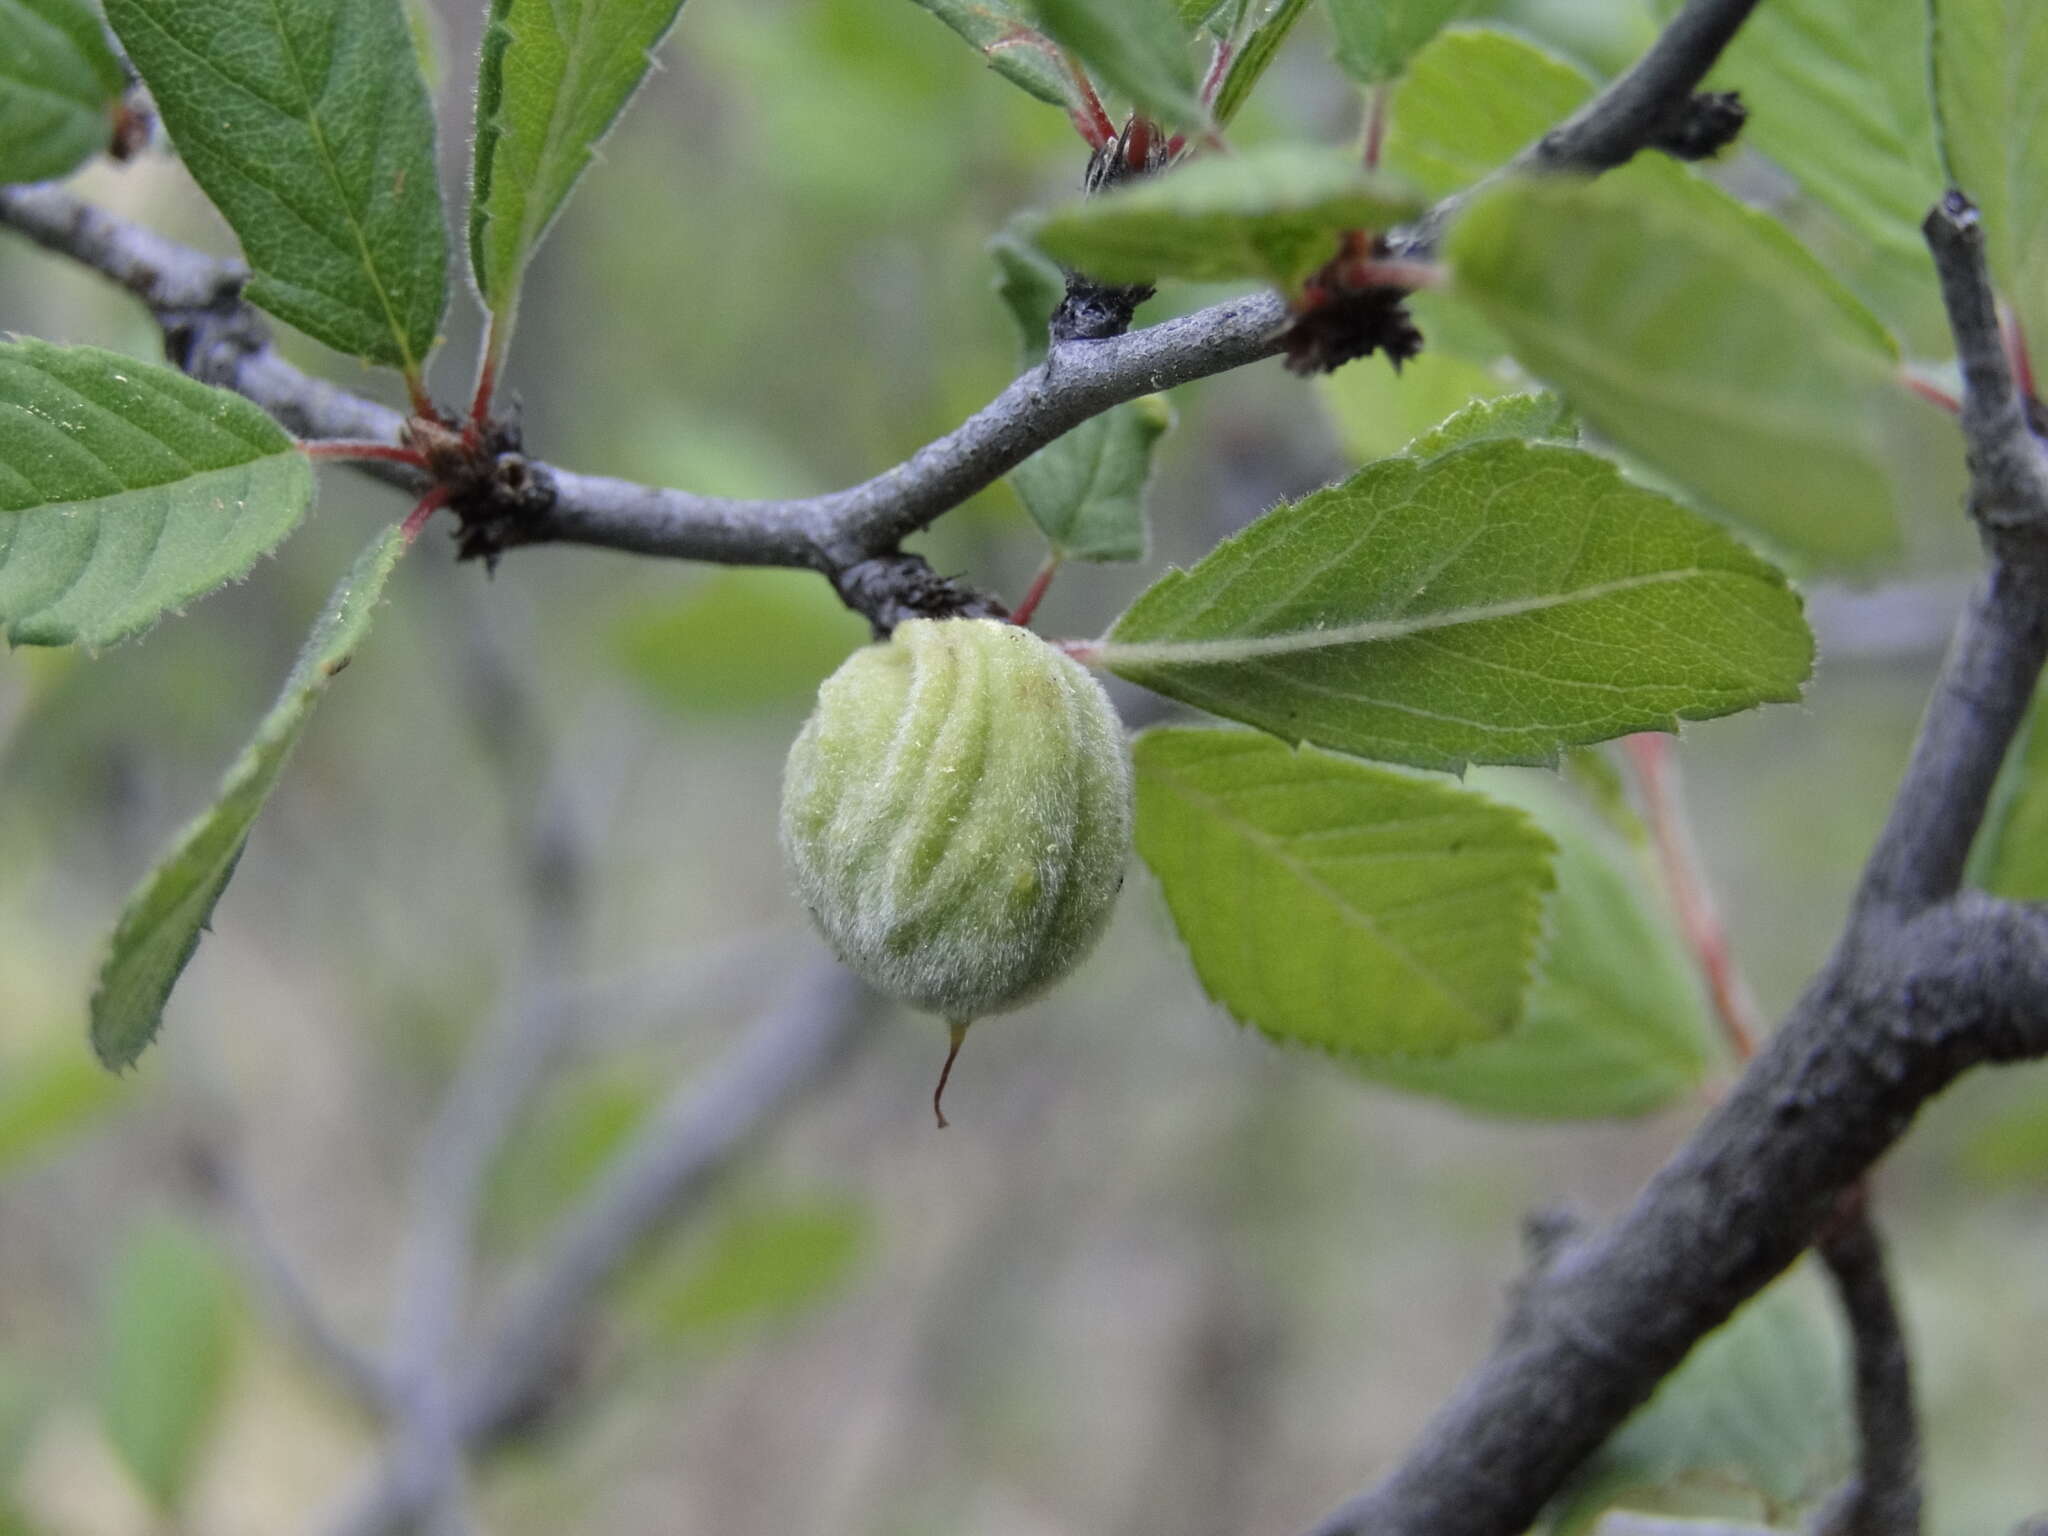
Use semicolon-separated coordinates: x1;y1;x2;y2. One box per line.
1652;90;1748;161
832;553;1010;637
1281;231;1425;377
1051;115;1174;345
107;96;155;162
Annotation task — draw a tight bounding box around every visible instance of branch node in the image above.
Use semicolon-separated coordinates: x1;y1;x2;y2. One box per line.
1649;90;1748;160
833;554;1010;636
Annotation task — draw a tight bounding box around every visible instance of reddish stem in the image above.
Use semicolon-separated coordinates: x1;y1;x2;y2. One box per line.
1353;257;1445;292
1063;52;1116;148
1363;85;1389;172
933;1020;970;1130
1199;39;1235;109
1901;372;1961;414
2004;306;2038;405
468;360;497;440
1624;733;1761;1062
405;375;450;428
301;440;431;469
1010;555;1060;628
400;484;454;544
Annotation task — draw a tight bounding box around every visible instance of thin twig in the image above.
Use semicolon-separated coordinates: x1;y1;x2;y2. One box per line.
1624;733;1762;1061
1856;196;2048;918
1523;0;1763;174
1;0;1765;629
323;965;879;1536
1811;1194;1921;1536
1299;192;2048;1536
198;1152;390;1414
455;964;878;1444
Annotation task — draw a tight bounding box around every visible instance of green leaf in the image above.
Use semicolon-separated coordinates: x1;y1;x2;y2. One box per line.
1014;394;1170;561
1547;1271;1848;1533
991;235;1170;560
905;0;1091;112
1359;769;1717;1118
1448;159;1909;570
1100;438;1813;773
470;0;690;332
0;340;315;649
1968;680;2048;900
1318;297;1518;464
1402;389;1573;458
1329;0;1479;85
1034;0;1209;130
1669;0;1942;265
1135;728;1555;1058
105;0;448;373
607;568;868;716
1027;145;1423;292
1210;0;1313;124
0;1044;120;1174
402;0;448;92
1932;0;2048;365
487;1059;659;1245
630;1194;871;1347
0;0;124;183
95;1218;238;1515
1381;27;1593;198
1176;0;1233;31
990;230;1069;367
90;525;411;1070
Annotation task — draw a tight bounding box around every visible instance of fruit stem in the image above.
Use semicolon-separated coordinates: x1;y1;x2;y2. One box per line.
1010;554;1061;628
933;1019;971;1129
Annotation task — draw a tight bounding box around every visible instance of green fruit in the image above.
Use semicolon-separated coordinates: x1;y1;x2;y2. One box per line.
781;617;1133;1025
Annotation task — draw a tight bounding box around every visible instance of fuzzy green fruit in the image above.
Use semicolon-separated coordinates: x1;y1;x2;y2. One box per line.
781;617;1133;1024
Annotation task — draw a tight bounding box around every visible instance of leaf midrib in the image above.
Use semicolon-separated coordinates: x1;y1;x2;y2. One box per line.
259;0;421;375
1102;567;1716;669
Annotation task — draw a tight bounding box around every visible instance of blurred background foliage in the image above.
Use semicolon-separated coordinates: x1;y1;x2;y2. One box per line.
3;0;2047;1532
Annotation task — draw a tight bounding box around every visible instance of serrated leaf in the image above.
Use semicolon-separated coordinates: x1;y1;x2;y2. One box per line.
90;525;410;1070
470;0;690;332
1329;0;1479;85
1359;769;1717;1118
1968;679;2048;900
1403;389;1573;459
95;1218;238;1514
630;1194;871;1347
1099;438;1812;773
1546;1271;1848;1533
990;234;1170;559
1210;0;1312;124
1134;726;1556;1057
0;0;124;183
906;0;1091;111
0;341;315;649
1028;144;1423;291
0;1044;120;1173
105;0;448;373
990;229;1068;366
1381;27;1593;198
1932;0;2048;367
1669;0;1942;265
1035;0;1209;130
608;568;867;716
1447;159;1908;570
1015;394;1170;561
